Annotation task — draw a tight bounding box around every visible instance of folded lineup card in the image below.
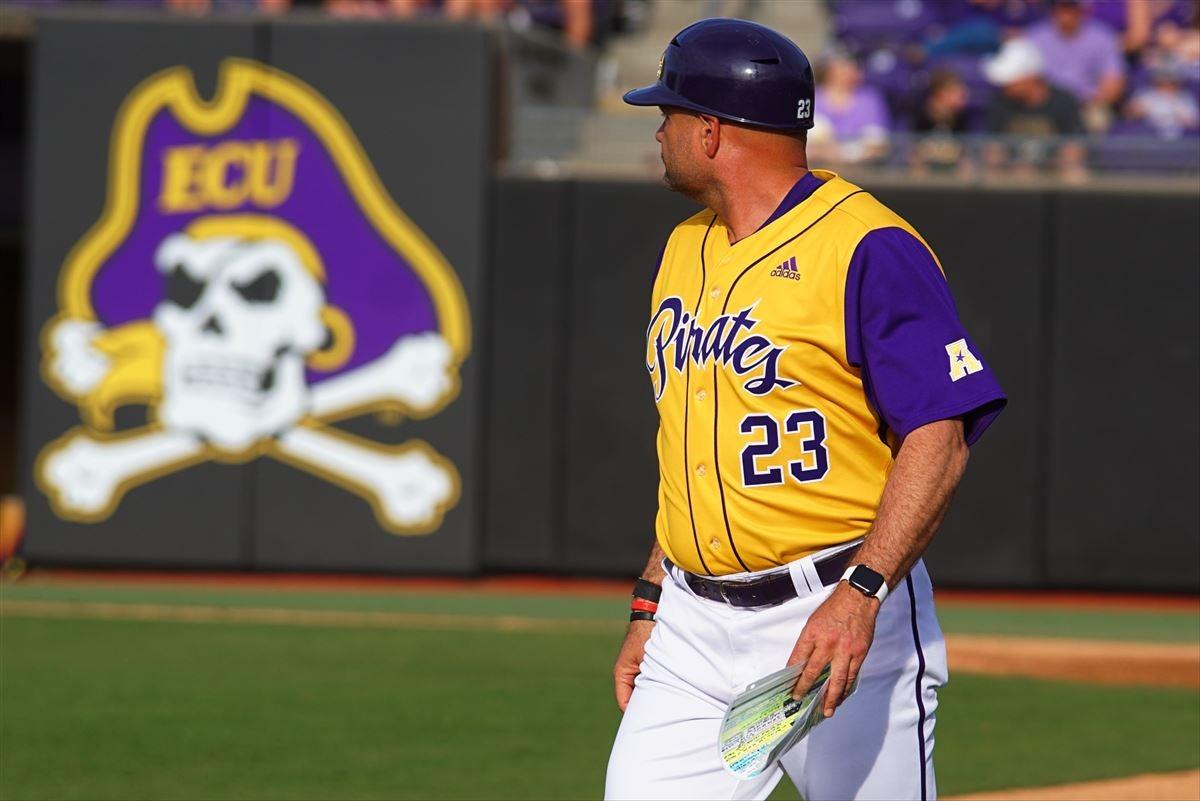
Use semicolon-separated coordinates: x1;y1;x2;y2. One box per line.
717;662;846;780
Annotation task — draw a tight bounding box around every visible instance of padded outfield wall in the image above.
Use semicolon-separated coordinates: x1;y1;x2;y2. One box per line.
486;179;1200;591
20;16;495;573
15;16;1198;590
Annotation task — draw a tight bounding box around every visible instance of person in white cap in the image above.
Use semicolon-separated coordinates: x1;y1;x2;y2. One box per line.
982;38;1087;178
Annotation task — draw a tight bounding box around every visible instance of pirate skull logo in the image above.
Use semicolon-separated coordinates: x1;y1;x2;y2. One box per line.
153;229;329;450
35;60;470;534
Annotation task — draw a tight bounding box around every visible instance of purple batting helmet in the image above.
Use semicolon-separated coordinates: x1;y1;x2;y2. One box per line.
623;18;816;131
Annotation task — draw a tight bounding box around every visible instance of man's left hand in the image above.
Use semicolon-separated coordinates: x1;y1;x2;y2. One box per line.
786;581;880;717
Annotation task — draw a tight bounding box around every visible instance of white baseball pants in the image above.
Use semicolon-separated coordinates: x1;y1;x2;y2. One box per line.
605;554;948;801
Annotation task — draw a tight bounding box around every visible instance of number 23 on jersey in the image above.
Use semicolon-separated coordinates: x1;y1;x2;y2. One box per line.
740;409;829;488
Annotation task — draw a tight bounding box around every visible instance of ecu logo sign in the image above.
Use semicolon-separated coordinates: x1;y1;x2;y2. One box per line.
36;59;470;535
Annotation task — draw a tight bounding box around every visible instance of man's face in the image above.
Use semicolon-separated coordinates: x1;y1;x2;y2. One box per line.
1052;4;1084;35
656;107;711;199
823;57;861;91
1003;75;1042;105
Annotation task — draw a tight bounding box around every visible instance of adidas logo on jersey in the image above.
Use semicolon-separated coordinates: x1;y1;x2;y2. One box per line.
769;256;801;281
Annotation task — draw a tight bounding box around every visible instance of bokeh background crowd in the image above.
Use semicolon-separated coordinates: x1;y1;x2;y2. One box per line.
5;0;1198;181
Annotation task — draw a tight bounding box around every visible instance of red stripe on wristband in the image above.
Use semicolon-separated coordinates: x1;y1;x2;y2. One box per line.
630;598;659;614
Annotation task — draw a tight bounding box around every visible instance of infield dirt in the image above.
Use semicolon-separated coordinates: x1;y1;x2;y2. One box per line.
947;768;1200;800
946;634;1200;689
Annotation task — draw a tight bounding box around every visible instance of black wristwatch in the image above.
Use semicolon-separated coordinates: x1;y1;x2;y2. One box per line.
840;564;889;603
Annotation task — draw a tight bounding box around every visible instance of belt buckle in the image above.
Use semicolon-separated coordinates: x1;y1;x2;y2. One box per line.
717;581;734;606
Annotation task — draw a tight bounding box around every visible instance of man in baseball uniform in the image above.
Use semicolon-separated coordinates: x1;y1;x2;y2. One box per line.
606;19;1007;801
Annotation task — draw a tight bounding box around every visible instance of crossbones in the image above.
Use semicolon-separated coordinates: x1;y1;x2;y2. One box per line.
38;231;459;533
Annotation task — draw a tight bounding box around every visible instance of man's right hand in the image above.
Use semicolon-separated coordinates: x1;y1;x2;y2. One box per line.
613;620;655;711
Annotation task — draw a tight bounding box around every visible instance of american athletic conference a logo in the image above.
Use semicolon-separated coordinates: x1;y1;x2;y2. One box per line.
646;296;796;401
36;58;470;535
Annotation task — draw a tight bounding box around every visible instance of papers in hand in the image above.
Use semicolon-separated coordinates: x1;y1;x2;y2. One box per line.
717;663;838;780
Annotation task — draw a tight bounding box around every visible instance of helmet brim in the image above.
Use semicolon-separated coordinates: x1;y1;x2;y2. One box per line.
622;83;693;109
622;83;813;131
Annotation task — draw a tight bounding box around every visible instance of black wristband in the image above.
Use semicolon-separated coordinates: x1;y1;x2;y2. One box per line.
632;578;662;603
629;610;656;623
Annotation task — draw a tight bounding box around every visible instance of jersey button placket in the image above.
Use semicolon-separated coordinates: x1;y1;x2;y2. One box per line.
710;279;730;563
685;317;720;563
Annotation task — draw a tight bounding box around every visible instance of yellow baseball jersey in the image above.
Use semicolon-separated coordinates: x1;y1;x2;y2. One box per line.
646;170;1004;576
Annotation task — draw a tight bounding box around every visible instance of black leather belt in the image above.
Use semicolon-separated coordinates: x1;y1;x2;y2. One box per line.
668;547;856;608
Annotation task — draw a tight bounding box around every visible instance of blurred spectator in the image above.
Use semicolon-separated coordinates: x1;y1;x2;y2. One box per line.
982;38;1087;177
153;0;295;12
316;0;598;49
1025;0;1126;129
503;0;595;51
1125;60;1200;137
923;15;1001;60
911;69;973;173
915;68;971;132
165;0;213;12
809;51;892;165
443;0;509;20
152;0;601;49
1091;0;1197;57
925;0;1049;59
324;0;433;18
1148;15;1200;71
975;0;1048;31
703;0;761;19
443;0;597;50
828;0;942;53
956;0;1049;31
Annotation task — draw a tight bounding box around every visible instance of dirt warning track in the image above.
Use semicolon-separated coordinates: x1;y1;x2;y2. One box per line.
946;634;1200;689
4;598;1198;689
20;569;1200;612
947;769;1200;800
0;599;622;634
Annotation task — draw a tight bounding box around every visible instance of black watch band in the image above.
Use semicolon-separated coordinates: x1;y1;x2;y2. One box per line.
841;564;889;602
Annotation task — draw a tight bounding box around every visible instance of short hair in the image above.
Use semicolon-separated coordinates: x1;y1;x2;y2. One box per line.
928;69;964;96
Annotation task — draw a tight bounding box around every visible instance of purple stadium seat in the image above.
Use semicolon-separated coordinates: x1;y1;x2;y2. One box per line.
1107;118;1158;136
860;48;927;125
832;0;943;52
907;0;1046;37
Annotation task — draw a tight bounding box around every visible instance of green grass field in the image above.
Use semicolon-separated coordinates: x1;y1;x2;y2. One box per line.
1;580;1197;800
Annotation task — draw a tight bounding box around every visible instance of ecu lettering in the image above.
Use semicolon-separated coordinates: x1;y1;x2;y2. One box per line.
160;138;301;214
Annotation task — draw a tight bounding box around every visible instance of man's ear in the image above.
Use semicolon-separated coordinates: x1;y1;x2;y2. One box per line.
699;114;721;159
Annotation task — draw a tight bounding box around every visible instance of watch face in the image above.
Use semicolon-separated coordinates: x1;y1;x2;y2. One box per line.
849;565;885;596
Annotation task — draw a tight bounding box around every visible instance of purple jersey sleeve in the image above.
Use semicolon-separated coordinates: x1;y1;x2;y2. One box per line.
844;227;1006;446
